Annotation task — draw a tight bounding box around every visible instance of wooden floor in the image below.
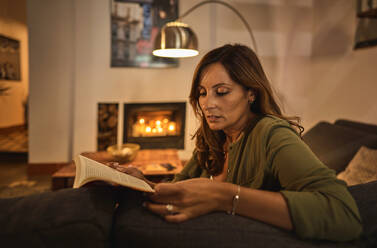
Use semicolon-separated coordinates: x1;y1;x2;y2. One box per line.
0;153;29;186
0;125;50;197
0;125;28;153
0;153;51;198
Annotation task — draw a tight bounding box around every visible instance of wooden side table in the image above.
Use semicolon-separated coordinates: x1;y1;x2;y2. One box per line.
51;149;183;191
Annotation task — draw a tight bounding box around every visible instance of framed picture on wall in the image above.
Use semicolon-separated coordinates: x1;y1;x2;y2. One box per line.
0;35;21;81
110;0;179;68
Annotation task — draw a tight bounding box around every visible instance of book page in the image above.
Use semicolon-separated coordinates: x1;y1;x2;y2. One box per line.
74;155;154;192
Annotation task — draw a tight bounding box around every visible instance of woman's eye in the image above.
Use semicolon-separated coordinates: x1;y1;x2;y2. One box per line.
216;88;229;96
198;90;206;96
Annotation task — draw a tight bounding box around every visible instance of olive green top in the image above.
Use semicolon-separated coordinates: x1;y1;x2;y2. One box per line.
173;115;362;241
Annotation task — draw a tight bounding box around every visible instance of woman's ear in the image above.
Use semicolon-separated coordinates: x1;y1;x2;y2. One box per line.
247;89;255;103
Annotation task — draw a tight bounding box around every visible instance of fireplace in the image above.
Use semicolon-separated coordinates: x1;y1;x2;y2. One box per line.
123;102;186;149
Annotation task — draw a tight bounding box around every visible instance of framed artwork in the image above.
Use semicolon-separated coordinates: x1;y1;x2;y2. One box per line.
0;35;21;81
110;0;179;68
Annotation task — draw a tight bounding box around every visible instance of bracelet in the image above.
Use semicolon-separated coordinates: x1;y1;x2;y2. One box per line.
228;185;240;215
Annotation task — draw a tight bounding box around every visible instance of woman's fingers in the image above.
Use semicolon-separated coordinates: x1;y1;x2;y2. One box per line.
150;183;183;203
155;183;182;194
165;213;189;223
146;202;190;223
147;202;179;216
107;162;127;172
108;164;145;178
106;162;119;168
120;166;138;174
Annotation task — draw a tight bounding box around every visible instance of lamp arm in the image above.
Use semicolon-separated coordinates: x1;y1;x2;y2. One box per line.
177;0;258;53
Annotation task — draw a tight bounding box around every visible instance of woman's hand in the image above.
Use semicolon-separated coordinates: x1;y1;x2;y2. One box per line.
107;162;155;188
146;178;228;222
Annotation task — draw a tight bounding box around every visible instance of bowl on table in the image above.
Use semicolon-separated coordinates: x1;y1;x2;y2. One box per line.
106;143;140;163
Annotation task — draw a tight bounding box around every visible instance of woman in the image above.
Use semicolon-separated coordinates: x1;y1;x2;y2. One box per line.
117;44;362;241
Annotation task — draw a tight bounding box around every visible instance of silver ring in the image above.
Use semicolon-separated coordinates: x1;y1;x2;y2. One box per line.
166;204;174;213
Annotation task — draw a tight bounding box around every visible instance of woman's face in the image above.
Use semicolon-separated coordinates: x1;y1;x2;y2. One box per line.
198;63;254;133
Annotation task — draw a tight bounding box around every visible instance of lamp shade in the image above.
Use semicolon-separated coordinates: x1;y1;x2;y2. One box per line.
153;22;199;58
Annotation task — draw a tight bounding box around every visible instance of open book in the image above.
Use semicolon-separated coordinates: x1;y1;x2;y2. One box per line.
73;155;154;192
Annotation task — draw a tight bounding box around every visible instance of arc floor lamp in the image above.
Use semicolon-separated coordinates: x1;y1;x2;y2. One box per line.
152;0;258;58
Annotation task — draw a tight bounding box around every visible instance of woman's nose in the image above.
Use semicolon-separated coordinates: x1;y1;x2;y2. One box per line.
201;95;216;110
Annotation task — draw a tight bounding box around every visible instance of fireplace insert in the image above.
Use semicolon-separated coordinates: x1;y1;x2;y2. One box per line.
123;102;186;149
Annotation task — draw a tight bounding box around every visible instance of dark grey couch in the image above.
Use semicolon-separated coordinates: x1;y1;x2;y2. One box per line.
1;119;376;248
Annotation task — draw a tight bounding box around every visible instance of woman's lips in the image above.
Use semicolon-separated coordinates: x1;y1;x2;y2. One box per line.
206;115;221;122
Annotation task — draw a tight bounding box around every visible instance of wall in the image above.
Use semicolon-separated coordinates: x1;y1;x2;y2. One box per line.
0;0;28;128
28;0;211;163
214;0;377;130
27;0;75;162
281;0;377;129
71;0;215;161
28;0;377;163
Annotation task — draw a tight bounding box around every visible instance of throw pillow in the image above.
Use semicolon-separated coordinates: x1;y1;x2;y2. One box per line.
337;146;377;186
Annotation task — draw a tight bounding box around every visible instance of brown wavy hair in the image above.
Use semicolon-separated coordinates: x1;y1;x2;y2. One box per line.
189;44;304;176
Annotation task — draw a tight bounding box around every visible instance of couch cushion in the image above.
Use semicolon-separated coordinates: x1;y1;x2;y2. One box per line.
348;180;377;247
113;189;360;248
303;122;377;173
0;185;117;248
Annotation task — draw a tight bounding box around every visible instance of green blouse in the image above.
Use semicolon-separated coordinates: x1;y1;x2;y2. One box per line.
172;115;362;241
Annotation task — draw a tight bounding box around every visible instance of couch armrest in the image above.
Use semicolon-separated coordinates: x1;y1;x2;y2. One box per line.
302;122;377;173
0;185;117;248
348;180;377;247
335;119;377;135
112;189;360;248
